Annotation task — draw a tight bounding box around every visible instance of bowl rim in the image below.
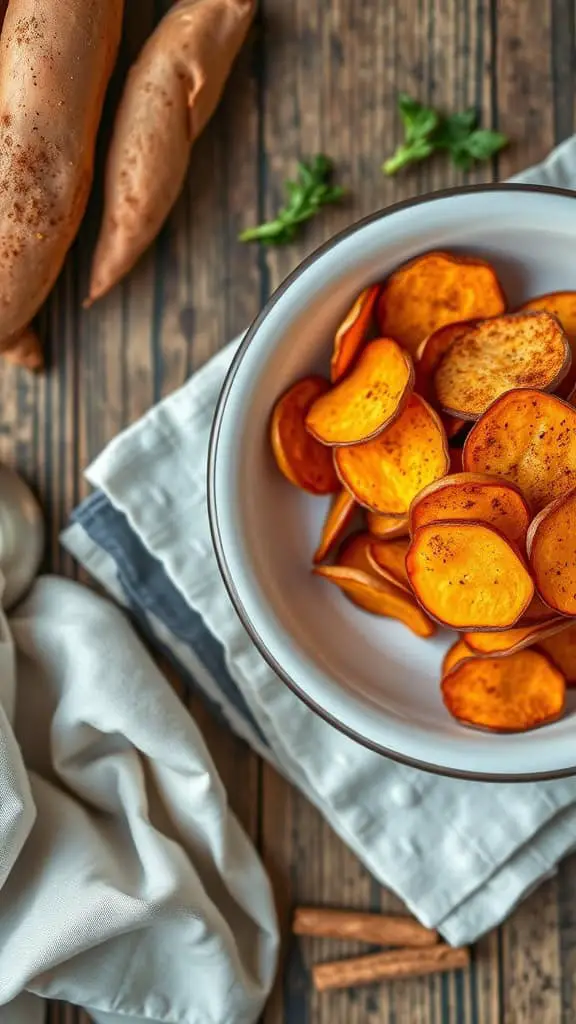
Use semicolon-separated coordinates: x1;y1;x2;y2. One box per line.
207;182;576;783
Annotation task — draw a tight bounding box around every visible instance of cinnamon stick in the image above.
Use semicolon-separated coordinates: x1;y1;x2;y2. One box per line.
293;907;438;947
313;944;470;992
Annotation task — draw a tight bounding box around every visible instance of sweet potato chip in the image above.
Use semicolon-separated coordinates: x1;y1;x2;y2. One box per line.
527;487;576;616
367;538;411;592
538;623;576;685
518;291;576;398
270;376;340;494
313;490;356;564
441;650;565;732
377;251;506;357
434;312;570;419
366;512;409;540
442;639;475;677
338;530;378;575
334;394;449;514
406;521;534;630
305;338;414;446
464;617;568;656
463;389;576;512
313;564;436;637
330;285;380;383
519;594;559;625
409;473;530;547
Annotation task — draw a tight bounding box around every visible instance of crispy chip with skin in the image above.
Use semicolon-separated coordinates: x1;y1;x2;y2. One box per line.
406;521;534;630
442;639;475;677
464;617;568;656
270;376;339;494
366;512;409;540
305;338;414;446
441;650;565;732
376;251;506;357
518;291;576;398
313;490;356;564
538;623;576;685
313;564;436;637
338;531;378;575
330;285;380;383
408;473;531;547
367;538;411;592
527;487;576;616
463;389;576;513
334;394;449;515
434;312;571;419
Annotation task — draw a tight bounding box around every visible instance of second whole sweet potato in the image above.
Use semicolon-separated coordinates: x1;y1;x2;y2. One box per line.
88;0;255;303
0;0;123;367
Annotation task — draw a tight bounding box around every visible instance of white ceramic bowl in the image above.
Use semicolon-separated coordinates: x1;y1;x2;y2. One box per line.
208;184;576;780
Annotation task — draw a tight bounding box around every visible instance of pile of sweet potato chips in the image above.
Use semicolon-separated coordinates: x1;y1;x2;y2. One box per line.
269;250;576;733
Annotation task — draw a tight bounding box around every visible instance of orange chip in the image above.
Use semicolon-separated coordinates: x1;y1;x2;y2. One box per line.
376;251;506;357
406;521;534;630
442;639;475;677
334;394;449;515
367;537;411;593
518;291;576;398
527;487;576;616
305;338;414;446
408;473;531;547
518;594;559;626
434;312;570;419
366;512;409;540
313;564;436;637
313;490;356;564
463;389;576;513
330;285;380;383
441;649;565;732
464;617;568;656
338;530;378;575
270;376;340;494
538;623;576;685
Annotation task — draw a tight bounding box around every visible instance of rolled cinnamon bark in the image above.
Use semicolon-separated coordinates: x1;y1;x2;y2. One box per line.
313;944;470;992
293;907;438;947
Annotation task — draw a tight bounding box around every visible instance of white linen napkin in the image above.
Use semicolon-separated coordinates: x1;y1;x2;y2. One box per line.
62;136;576;947
0;577;278;1024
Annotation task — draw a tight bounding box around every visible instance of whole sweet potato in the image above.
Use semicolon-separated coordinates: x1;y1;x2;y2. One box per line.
88;0;256;304
0;0;123;368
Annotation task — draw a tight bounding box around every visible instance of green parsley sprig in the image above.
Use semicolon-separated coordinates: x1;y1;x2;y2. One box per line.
239;155;345;245
383;93;508;175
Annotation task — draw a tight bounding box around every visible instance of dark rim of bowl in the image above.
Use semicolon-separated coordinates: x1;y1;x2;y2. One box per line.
207;182;576;783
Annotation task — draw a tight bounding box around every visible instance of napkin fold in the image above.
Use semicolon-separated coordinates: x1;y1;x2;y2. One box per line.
0;578;277;1024
62;136;576;948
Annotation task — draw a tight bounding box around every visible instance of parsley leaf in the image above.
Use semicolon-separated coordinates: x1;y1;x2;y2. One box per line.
239;155;345;245
383;95;509;175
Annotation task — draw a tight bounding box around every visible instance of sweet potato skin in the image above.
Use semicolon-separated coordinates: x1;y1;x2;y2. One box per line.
88;0;255;303
0;0;123;363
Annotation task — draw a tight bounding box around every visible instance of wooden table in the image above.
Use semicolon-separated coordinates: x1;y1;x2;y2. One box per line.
12;1;572;1021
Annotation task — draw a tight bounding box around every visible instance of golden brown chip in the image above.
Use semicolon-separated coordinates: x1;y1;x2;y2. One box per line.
463;389;576;512
377;251;506;357
434;312;570;419
367;538;411;592
464;618;568;656
334;394;449;515
338;531;379;575
538;623;576;685
330;285;380;383
518;291;576;398
313;564;436;637
313;490;356;564
366;511;410;540
527;487;576;616
441;649;565;732
306;338;414;446
406;521;534;630
409;473;530;547
442;639;475;677
270;376;340;494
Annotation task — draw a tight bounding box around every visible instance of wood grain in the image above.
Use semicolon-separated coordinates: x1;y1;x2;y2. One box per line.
10;0;576;1022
